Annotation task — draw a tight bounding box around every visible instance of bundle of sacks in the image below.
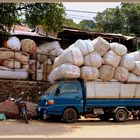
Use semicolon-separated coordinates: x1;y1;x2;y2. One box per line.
26;41;63;81
0;36;37;79
38;41;64;62
48;36;140;83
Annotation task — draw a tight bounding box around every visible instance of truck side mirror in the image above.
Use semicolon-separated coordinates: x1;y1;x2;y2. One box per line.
56;87;60;96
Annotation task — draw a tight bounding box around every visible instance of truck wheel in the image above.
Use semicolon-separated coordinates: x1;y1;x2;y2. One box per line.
99;115;110;121
113;109;128;122
62;108;78;123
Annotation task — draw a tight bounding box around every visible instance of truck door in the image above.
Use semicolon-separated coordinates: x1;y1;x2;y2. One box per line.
54;82;84;113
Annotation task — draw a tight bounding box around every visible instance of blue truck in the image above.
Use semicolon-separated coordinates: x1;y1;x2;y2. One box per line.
38;79;140;123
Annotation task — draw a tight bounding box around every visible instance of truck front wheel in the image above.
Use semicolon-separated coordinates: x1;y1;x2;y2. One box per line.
113;109;128;122
62;108;78;123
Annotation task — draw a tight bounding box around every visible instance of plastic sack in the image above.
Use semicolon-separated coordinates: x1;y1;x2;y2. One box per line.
99;65;115;81
128;51;140;61
4;36;21;50
132;61;140;76
15;52;29;65
119;54;135;71
53;47;83;69
21;39;37;54
48;63;80;83
92;37;110;56
127;73;138;82
84;51;103;68
103;50;121;67
114;66;129;82
74;39;94;56
80;66;99;80
110;42;127;56
1;59;21;69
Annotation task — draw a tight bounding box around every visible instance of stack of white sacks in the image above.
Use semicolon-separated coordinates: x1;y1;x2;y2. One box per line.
48;36;140;83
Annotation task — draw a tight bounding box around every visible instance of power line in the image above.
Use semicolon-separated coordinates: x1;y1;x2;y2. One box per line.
66;9;98;14
67;14;94;19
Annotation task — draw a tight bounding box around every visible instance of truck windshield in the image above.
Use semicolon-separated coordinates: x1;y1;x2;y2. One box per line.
45;84;58;95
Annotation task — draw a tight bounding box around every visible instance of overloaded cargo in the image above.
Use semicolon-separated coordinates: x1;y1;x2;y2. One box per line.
49;36;140;83
39;37;140;123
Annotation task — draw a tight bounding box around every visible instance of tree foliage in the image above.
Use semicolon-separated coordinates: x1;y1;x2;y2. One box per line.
79;19;96;30
0;2;66;42
63;18;80;29
25;3;66;33
95;3;140;35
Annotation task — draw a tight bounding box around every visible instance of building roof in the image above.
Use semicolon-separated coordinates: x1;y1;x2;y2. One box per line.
62;27;135;40
10;24;60;41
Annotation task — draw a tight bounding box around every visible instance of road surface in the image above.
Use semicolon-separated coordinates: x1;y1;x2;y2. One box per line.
0;118;140;138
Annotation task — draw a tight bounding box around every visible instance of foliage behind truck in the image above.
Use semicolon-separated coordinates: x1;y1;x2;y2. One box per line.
38;79;140;123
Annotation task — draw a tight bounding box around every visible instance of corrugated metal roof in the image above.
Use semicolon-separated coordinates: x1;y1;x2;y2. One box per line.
63;27;135;40
11;30;44;37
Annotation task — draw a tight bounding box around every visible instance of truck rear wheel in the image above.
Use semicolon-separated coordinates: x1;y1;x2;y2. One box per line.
62;108;78;123
113;109;128;122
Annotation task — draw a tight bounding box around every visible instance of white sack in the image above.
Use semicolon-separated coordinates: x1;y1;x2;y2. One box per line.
4;36;21;50
119;54;135;71
74;39;94;56
114;66;129;81
99;65;115;81
84;51;103;68
132;61;140;76
137;76;140;82
127;73;138;82
92;37;110;56
39;41;61;52
1;59;21;69
53;47;83;69
48;63;80;83
128;51;140;61
80;66;99;80
0;69;28;80
103;50;121;67
110;42;127;56
39;41;63;57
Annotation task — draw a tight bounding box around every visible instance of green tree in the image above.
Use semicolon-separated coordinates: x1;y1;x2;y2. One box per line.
95;3;140;35
25;3;66;33
63;18;80;29
121;3;140;35
95;7;125;33
79;19;96;30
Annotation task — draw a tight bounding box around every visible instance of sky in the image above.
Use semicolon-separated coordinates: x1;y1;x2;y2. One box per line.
63;2;121;23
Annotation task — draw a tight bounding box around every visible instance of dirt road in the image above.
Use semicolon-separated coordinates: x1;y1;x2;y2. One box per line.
0;118;140;138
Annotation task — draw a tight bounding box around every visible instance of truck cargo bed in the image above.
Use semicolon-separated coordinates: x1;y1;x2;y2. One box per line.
84;81;140;99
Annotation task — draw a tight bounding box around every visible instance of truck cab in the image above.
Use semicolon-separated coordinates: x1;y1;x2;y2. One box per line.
38;80;85;123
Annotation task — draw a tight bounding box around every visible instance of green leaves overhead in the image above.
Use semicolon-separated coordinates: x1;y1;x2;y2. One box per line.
95;3;140;35
25;3;66;33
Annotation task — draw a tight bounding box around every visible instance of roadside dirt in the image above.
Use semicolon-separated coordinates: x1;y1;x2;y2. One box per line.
0;118;140;138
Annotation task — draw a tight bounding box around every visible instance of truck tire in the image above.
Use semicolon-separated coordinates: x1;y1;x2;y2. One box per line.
99;114;110;121
113;109;128;122
62;108;78;123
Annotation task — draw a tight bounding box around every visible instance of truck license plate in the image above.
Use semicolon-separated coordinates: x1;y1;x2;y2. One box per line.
93;108;104;114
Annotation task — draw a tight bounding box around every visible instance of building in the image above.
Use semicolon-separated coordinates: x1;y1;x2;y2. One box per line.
58;27;137;52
